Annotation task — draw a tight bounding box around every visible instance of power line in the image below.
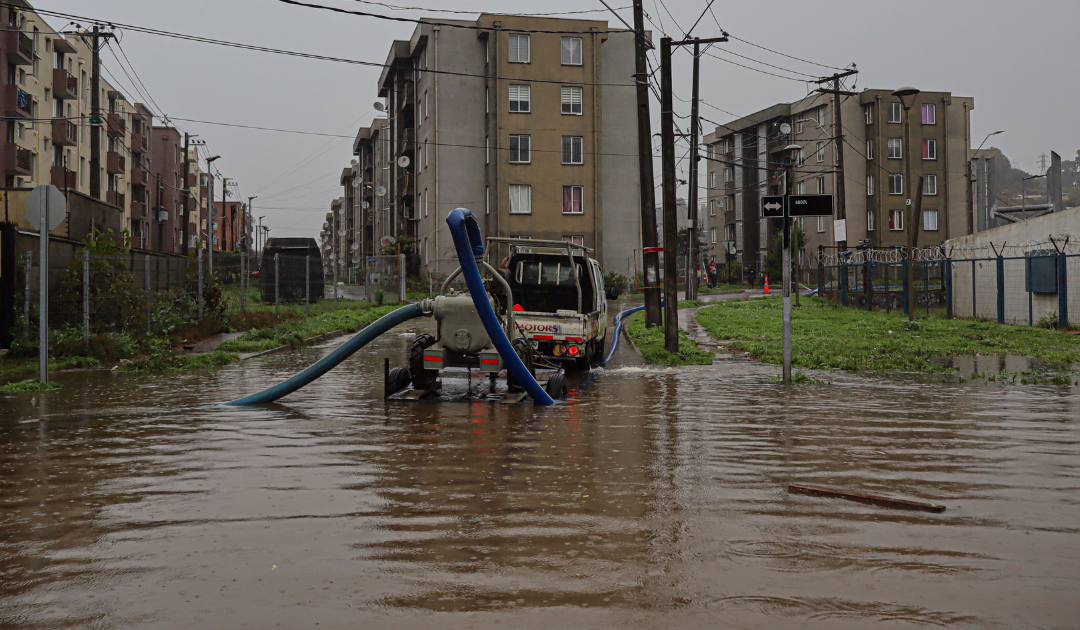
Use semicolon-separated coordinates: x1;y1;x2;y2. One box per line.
706;4;849;73
346;0;633;17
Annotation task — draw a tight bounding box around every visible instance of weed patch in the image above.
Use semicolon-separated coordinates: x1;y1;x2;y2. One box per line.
626;311;713;366
219;305;400;353
0;378;61;395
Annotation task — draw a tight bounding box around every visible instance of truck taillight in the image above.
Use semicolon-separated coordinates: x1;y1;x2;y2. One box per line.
568;345;580;356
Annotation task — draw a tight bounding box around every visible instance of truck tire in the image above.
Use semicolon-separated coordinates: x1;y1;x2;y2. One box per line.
545;372;568;400
386;367;411;397
410;333;438;390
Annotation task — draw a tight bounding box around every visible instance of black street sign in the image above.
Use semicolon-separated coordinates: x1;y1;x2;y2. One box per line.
788;194;834;217
761;195;785;218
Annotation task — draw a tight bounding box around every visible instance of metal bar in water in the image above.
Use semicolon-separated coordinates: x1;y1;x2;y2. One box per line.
305;255;310;316
274;253;280;316
788;483;946;513
23;251;31;337
83;250;89;348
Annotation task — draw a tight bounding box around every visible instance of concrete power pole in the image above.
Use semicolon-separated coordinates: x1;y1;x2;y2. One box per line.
86;26;114;200
814;69;858;250
686;38;701;301
659;37;679;353
181;133;191;254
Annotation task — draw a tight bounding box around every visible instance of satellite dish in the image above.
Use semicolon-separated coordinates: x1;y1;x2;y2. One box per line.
352;179;361;188
397;155;410;168
376;186;386;197
350;243;359;251
379;235;395;248
362;201;370;209
351;159;359;167
337;229;345;236
779;122;792;134
351;255;361;264
373;102;385;112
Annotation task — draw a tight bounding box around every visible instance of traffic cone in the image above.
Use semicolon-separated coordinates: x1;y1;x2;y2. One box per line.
763;275;769;294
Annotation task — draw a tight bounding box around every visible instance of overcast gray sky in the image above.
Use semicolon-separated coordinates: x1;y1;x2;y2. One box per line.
44;0;1080;239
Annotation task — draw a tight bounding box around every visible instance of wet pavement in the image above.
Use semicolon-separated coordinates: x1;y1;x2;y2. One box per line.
2;299;1079;629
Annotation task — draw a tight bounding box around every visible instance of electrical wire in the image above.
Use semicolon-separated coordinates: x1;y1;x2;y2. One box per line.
346;0;632;17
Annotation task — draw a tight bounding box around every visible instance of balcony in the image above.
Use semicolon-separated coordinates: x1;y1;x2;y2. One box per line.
3;31;33;66
51;118;77;146
1;143;32;176
130;133;147;154
187;173;198;187
106;112;126;136
106;150;125;174
49;166;76;189
53;68;77;100
106;190;125;208
399;126;415;154
724;181;735;194
401;80;415;112
131;199;147;217
130;167;148;187
2;84;32;118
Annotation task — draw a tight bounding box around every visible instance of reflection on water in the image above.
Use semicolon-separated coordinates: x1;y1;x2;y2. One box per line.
2;317;1079;629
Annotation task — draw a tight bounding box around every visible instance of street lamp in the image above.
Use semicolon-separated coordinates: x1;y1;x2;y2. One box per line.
892;86;920;321
204;156;221;270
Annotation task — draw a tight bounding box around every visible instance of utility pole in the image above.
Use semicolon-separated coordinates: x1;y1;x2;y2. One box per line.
686;38;701;301
813;68;857;251
893;87;921;321
85;26;114;201
181;133;191;254
155;172;164;252
659;37;679;353
632;0;662;328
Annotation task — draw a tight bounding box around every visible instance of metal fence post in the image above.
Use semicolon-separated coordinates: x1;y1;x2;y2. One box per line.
82;250;90;348
23;251;31;338
884;263;891;313
971;259;977;318
866;261;872;311
840;263;847;306
1059;252;1069;329
902;259;909;316
996;255;1005;323
240;249;247;314
145;255;152;335
197;248;204;319
399;252;406;302
305;255;311;316
274;252;280;316
333;255;338;311
944;258;952;319
926;261;931;317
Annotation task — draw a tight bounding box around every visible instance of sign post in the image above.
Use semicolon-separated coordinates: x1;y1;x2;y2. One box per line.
25;185;67;383
761;193;833;385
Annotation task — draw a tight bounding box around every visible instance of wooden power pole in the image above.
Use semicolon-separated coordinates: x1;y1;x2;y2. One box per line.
813;68;857;252
182;133;191;254
84;26;114;201
659;37;679;353
631;0;662;328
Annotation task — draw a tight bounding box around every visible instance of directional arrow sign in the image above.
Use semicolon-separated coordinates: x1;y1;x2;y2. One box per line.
788;194;834;217
761;195;785;218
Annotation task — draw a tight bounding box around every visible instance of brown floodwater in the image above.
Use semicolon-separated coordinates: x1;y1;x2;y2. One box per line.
2;305;1079;629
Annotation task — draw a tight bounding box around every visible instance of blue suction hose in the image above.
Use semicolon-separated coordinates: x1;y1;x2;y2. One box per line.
222;302;429;406
445;208;555;405
599;300;664;367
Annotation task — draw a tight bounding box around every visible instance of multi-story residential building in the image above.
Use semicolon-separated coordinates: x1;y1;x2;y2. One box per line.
336;15;640;281
703;89;974;275
211;200;249;252
149;125;185;253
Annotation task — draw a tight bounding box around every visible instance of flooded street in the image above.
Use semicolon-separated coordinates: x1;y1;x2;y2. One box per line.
2;307;1080;629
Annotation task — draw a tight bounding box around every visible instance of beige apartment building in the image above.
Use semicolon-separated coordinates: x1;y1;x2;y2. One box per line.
329;14;641;281
704;89;974;275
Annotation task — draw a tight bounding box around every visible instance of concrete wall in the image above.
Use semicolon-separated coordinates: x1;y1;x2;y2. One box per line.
599;30;639;278
946;206;1080;325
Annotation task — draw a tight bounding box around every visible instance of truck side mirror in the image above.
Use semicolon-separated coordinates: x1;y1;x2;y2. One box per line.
606;286;621;300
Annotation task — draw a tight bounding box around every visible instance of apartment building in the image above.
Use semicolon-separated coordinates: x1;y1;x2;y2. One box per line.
703;89;974;274
149;125;185;254
333;14;640;281
210;200;249;252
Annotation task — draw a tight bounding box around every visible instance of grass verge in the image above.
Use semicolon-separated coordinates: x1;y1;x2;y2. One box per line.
0;378;61;394
219;304;401;353
626;311;713;366
696;296;1080;373
121;350;239;372
0;355;101;375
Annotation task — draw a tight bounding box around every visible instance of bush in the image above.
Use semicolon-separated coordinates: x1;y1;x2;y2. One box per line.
0;378;61;395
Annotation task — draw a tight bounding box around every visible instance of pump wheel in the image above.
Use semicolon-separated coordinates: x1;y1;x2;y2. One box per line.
545;372;568;400
386;367;411;396
410;333;438;389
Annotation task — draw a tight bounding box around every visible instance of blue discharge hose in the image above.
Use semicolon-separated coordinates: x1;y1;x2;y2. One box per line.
445;208;555;405
598;300;666;367
222;302;428;406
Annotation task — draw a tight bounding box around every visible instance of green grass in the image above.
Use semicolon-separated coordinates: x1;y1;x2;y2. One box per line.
696;296;1080;374
121;350;240;372
0;378;61;394
218;304;401;353
0;355;101;375
679;300;707;309
626;311;713;366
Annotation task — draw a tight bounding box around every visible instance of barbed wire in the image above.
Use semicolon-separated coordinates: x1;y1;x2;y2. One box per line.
813;235;1079;266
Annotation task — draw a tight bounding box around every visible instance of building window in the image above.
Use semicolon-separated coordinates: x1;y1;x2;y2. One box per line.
509;134;530;163
816;142;825;162
867;174;874;195
816;176;825;194
485;135;490;164
887;138;902;159
866;139;873;160
563;235;584;246
795;118;805;134
709;171;716;188
723;167;732;182
921;103;936;124
796;181;805;194
710;227;717;243
561;136;583;164
923;209;938;231
561;86;582;115
867;210;875;231
509;84;530;112
817;106;826;127
864;104;873;124
508;34;530;63
509;184;531;214
888;174;903;195
922;139;936;160
485;185;490;215
561;37;582;65
889;210;904;231
562;185;584;214
485;86;489;113
888;102;902;123
816;216;825;232
925;174;938;195
710;200;716;216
